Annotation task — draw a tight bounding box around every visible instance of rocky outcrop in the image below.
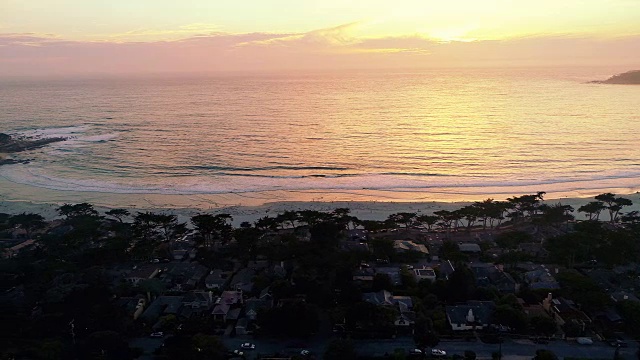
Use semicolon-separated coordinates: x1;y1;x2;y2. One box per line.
0;133;66;153
591;70;640;84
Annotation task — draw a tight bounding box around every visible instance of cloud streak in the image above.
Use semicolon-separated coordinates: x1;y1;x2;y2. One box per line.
1;24;639;77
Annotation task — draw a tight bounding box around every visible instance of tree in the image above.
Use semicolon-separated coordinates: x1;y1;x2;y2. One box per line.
446;267;476;303
105;208;130;223
534;349;558;360
9;213;46;239
387;212;416;229
372;273;394;291
324;339;356;360
415;215;439;232
57;202;99;220
530;316;557;336
595;193;633;223
578;201;605;221
191;213;233;248
495;231;531;249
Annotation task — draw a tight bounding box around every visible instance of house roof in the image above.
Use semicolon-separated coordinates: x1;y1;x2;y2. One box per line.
414;268;436;277
127;265;160;280
141;296;184;321
394;240;429;254
212;303;230;315
611;291;640;303
227;308;241;320
458;243;481;253
446;301;495;326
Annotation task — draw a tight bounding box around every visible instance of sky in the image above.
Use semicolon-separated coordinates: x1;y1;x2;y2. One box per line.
1;0;640;76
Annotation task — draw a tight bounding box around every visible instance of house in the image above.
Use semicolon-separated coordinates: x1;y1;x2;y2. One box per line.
414;267;437;282
346;229;368;242
362;290;412;309
140;296;184;322
182;291;215;313
219;290;243;305
259;286;274;306
116;296;146;320
362;290;416;334
446;301;495;331
353;268;375;282
244;298;271;320
470;263;519;293
205;269;229;290
611;291;640;303
518;243;549;258
458;243;481;253
375;267;403;286
235;317;249;335
212;290;243;321
212;303;231;321
438;260;456;280
159;262;208;291
394;240;429;254
227;308;242;322
229;268;255;292
542;293;591;329
125;264;160;285
524;265;560;290
2;239;36;258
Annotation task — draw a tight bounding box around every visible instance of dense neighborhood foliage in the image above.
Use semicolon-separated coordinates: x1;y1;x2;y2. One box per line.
1;192;640;359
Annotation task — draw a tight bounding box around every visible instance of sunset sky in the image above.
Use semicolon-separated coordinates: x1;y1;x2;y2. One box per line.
2;0;639;76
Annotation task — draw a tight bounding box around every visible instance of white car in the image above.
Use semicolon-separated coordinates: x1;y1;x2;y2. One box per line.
431;349;447;357
577;337;593;345
300;350;310;356
240;342;256;350
149;332;164;338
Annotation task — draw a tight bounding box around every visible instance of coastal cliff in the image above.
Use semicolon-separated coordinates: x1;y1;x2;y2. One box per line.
591;70;640;84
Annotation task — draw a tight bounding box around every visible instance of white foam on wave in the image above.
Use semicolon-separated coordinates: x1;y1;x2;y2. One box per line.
13;125;91;139
1;162;639;197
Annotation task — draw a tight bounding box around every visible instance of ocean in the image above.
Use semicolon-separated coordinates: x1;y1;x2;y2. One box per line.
1;67;639;210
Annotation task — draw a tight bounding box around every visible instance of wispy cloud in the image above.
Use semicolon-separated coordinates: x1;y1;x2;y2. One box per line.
1;24;639;76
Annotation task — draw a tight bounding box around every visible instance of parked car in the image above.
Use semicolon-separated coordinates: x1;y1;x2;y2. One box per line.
240;342;255;350
300;350;310;356
432;349;447;357
607;339;628;348
533;337;549;344
577;337;593;345
149;332;164;338
409;348;422;354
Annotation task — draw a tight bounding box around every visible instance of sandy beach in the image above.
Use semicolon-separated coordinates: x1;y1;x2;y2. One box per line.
1;172;639;226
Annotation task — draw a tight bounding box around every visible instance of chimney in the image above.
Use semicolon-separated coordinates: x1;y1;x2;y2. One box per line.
208;290;213;304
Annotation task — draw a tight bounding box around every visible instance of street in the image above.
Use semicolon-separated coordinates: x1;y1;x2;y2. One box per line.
223;336;638;360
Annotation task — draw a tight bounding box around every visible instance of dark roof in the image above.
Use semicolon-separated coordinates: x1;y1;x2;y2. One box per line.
446;301;495;326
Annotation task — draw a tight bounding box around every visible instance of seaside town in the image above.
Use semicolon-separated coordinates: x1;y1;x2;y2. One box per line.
2;192;640;360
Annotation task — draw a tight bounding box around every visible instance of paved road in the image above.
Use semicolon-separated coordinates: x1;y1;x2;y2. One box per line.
224;336;638;360
354;337;638;359
130;336;165;359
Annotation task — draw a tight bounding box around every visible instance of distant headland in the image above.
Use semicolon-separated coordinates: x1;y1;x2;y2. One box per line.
590;70;640;84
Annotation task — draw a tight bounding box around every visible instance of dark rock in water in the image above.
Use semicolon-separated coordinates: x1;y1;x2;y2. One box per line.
0;158;31;166
0;133;66;153
590;70;640;84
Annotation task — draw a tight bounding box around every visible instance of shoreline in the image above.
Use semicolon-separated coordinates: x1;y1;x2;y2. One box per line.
2;185;639;227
